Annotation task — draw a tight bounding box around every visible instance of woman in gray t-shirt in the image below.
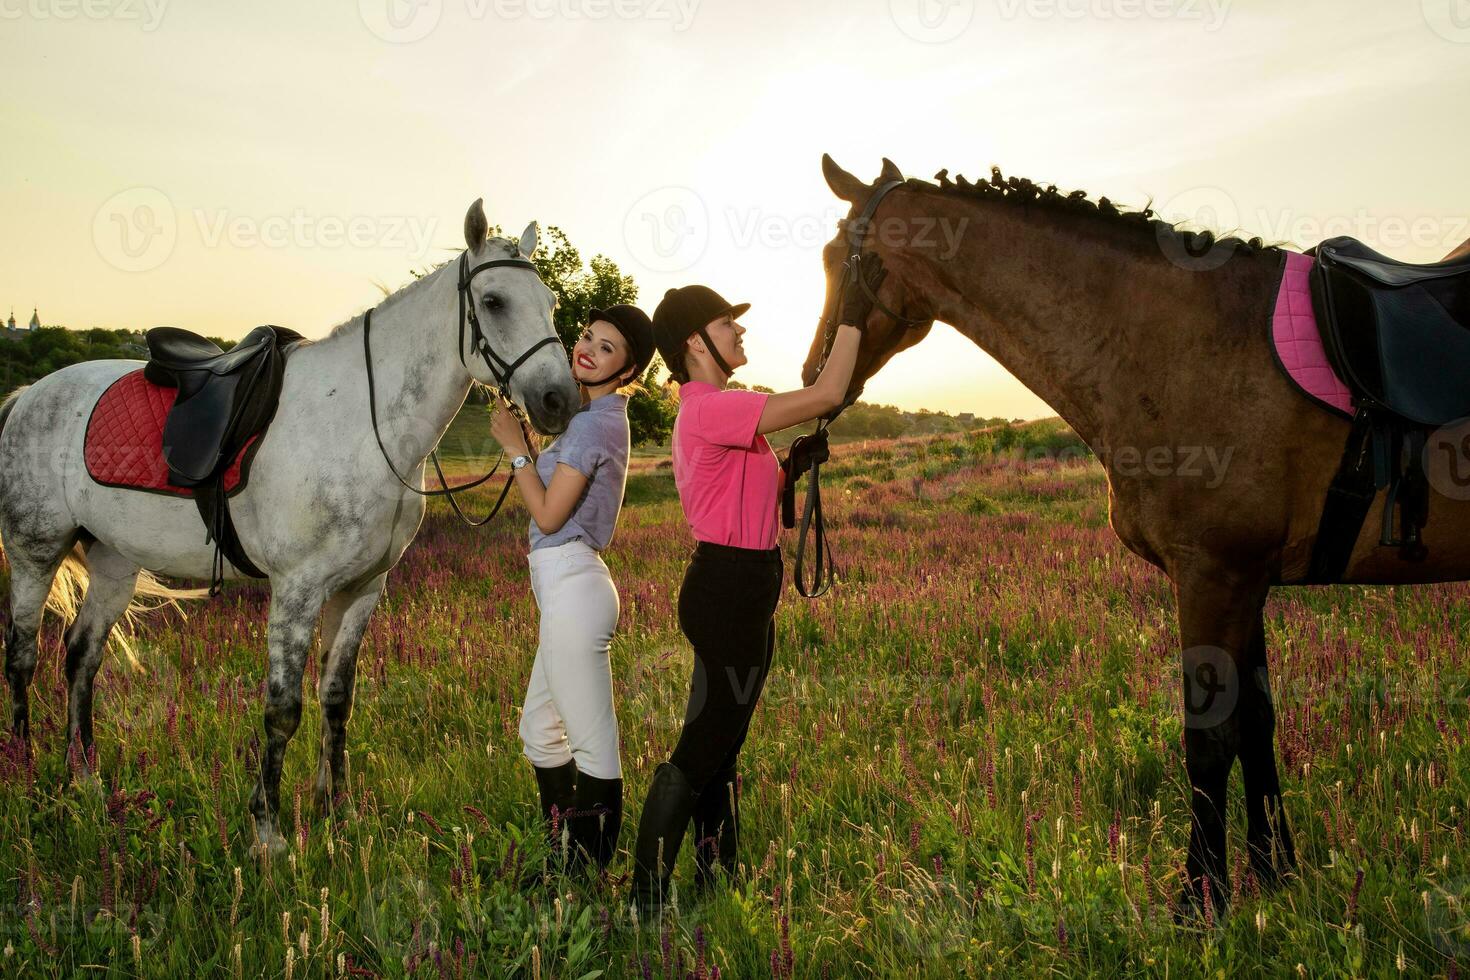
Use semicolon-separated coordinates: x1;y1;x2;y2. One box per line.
488;304;653;873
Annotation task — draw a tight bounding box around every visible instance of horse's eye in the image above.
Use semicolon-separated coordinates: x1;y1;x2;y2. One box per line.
482;294;502;312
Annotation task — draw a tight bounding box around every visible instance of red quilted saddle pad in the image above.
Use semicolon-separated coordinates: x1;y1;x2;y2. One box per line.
84;369;257;496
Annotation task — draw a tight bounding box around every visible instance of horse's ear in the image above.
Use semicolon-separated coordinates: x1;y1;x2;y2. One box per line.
822;154;866;203
464;199;488;252
880;158;904;183
518;221;539;258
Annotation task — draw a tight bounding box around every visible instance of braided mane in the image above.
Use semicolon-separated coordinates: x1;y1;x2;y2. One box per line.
929;166;1279;258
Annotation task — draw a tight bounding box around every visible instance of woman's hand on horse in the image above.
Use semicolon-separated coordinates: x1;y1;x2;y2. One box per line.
839;254;888;329
489;400;531;455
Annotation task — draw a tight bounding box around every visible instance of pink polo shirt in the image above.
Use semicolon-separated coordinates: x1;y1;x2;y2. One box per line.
671;381;783;550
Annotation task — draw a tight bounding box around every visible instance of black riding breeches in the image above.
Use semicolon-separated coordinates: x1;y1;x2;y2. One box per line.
668;541;783;792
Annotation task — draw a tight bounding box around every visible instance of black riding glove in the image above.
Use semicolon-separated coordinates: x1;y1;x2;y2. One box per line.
838;254;889;329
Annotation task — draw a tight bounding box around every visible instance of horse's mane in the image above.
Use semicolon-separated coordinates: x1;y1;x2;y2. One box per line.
928;166;1281;258
322;236;523;339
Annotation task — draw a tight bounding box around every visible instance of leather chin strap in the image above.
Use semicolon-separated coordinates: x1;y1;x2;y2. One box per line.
582;355;637;389
695;326;737;378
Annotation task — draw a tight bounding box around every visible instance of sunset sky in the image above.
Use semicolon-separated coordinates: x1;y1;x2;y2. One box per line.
2;0;1466;417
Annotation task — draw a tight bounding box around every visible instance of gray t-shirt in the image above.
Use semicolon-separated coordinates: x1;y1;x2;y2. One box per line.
528;393;631;552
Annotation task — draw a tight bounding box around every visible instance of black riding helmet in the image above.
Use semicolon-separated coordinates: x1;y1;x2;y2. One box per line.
652;285;751;381
582;304;655;387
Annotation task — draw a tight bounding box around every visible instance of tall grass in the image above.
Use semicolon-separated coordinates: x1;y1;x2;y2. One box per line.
0;417;1465;977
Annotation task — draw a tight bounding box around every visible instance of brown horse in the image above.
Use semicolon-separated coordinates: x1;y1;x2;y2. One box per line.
804;156;1470;916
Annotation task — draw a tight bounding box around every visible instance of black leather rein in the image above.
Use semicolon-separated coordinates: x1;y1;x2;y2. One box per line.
788;179;929;598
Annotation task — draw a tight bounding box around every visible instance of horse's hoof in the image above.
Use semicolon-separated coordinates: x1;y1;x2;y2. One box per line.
253;824;289;859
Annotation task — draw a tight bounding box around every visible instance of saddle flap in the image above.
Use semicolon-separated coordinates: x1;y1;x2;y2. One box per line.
1318;236;1470;288
161;371;248;484
1372;286;1470;424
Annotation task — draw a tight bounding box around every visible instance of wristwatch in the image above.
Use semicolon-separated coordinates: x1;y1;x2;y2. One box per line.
511;454;532;471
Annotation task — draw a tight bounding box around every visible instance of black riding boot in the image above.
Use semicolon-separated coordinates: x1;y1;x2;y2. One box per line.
631;762;696;915
532;761;579;863
569;773;623;872
692;766;739;891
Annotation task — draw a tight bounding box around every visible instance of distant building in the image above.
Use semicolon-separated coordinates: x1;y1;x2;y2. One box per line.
2;308;34;341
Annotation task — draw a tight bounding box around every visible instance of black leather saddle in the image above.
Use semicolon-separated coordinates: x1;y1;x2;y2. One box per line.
1305;238;1470;581
1312;236;1470;427
143;324;305;590
145;324;305;486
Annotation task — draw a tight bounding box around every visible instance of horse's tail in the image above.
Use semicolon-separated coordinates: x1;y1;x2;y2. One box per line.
47;548;210;673
0;385;209;674
0;385;25;439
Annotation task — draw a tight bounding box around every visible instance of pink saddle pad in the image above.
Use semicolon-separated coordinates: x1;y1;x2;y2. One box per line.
1271;251;1354;417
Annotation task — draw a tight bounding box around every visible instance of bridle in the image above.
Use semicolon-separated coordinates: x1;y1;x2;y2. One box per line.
789;178;930;598
812;178;930;392
363;248;563;527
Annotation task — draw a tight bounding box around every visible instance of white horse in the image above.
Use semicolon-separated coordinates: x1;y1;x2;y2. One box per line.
0;199;578;852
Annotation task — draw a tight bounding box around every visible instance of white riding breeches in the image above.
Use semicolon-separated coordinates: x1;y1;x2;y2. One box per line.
519;539;622;780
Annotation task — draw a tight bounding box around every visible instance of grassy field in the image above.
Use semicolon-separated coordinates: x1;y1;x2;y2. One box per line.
1;413;1467;977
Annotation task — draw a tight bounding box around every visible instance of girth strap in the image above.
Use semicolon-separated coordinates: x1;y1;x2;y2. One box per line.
195;478;266;595
1306;406;1432;583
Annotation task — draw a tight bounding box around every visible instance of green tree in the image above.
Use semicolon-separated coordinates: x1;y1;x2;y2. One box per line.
468;223;676;445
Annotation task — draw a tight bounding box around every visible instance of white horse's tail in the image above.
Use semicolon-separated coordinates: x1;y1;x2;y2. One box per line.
0;385;210;674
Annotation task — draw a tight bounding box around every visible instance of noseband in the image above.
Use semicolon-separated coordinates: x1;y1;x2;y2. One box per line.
791;179;930;598
364;248;563;527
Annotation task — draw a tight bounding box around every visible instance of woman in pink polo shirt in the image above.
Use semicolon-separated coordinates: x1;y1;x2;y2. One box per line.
631;262;886;912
